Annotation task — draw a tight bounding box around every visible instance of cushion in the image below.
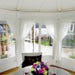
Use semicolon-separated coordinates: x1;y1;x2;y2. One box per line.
22;55;41;68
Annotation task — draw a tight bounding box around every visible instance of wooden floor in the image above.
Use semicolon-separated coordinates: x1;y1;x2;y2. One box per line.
50;65;75;75
0;67;19;75
0;66;75;75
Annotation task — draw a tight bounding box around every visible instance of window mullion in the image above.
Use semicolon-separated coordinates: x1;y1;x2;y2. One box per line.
39;24;41;52
30;29;32;52
33;24;35;53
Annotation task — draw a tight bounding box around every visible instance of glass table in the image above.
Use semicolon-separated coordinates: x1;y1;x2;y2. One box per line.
9;67;71;75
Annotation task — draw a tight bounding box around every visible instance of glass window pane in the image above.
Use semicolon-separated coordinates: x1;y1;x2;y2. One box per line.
34;22;39;52
24;23;54;55
62;24;75;59
24;29;33;53
0;24;16;59
41;24;53;55
24;23;39;53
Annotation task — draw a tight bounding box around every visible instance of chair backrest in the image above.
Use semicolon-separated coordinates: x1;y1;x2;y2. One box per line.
22;52;42;68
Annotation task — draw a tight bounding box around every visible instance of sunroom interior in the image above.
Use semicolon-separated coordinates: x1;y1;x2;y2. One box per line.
0;0;75;75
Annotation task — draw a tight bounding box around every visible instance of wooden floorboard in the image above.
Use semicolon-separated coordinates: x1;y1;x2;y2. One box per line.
0;66;75;75
50;65;75;75
0;67;19;75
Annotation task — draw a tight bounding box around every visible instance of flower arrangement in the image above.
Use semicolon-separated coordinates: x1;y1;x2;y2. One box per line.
30;61;50;75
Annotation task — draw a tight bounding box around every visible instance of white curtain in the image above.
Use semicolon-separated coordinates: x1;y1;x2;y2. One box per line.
7;19;18;38
51;23;70;61
7;19;22;66
22;22;34;38
46;24;55;40
58;23;70;60
59;23;70;41
22;22;34;53
46;24;56;57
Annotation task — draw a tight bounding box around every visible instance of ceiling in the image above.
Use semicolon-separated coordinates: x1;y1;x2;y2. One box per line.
0;0;75;12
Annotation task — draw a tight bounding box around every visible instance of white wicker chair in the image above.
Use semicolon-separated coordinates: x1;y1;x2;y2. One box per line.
21;52;42;73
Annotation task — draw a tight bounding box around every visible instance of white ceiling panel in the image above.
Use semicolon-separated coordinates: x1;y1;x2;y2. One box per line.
39;0;57;11
19;0;46;11
0;0;17;10
0;0;75;12
62;0;75;10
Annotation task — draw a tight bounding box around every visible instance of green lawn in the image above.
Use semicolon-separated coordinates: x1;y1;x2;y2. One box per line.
69;52;75;59
35;41;49;46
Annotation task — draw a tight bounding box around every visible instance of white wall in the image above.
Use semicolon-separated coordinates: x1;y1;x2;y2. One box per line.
0;57;17;72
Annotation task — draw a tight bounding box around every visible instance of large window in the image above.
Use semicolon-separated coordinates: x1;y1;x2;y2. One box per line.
62;23;75;59
0;24;16;59
40;24;53;55
24;23;53;55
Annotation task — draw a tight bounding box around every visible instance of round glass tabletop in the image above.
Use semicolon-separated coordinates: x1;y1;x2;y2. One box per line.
11;67;71;75
49;67;71;75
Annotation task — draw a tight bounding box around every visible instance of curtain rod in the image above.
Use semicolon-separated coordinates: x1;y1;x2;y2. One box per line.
0;8;75;13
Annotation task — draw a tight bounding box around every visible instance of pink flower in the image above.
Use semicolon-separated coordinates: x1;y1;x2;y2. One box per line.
32;64;36;68
39;69;44;74
41;61;44;64
45;66;48;71
45;66;48;69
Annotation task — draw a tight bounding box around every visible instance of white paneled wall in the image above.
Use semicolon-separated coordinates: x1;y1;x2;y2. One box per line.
0;57;17;72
